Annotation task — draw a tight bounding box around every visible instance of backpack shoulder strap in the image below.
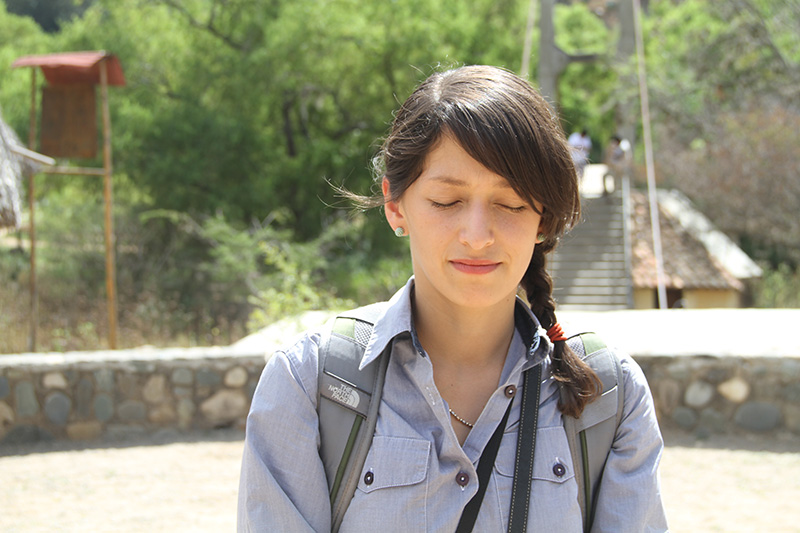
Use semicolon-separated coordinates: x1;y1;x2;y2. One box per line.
562;333;625;532
317;303;389;533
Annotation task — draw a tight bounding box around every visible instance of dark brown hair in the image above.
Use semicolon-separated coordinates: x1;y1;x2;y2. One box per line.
365;65;600;417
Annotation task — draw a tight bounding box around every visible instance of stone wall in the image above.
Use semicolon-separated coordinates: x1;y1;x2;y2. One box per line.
0;347;265;444
636;353;800;437
1;346;798;445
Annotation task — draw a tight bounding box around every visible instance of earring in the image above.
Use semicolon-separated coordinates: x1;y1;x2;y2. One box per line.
394;227;405;237
537;233;546;243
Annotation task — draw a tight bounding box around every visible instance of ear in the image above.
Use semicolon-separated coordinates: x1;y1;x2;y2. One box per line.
536;220;546;243
536;215;556;243
382;177;405;231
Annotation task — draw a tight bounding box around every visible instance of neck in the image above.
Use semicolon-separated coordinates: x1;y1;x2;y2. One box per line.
413;291;517;368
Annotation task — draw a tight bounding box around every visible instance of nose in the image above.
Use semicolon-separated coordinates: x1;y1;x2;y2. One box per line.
459;205;495;249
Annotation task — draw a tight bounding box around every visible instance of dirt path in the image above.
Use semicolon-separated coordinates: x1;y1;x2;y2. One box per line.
660;430;800;532
1;429;798;532
0;431;244;533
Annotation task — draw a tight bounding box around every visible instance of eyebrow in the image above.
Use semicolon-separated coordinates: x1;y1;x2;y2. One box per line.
426;175;515;189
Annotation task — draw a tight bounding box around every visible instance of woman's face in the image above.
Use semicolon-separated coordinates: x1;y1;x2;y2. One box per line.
384;135;543;312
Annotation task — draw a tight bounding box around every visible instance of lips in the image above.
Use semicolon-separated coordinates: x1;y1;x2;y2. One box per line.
450;259;500;274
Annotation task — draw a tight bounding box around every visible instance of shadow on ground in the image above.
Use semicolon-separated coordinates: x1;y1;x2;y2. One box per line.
661;424;798;454
3;423;797;457
0;427;245;457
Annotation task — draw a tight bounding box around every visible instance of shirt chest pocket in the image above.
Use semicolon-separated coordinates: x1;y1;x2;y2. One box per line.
493;426;582;530
340;436;431;532
495;426;576;483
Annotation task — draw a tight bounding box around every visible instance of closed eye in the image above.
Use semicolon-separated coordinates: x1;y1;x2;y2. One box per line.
503;205;527;213
431;200;459;209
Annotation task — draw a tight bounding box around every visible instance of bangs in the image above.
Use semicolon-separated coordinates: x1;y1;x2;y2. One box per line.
440;96;557;215
380;65;580;237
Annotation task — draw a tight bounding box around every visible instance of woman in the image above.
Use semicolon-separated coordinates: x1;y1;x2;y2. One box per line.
238;65;667;532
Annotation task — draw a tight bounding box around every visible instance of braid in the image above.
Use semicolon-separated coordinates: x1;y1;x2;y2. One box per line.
522;246;556;329
522;247;602;418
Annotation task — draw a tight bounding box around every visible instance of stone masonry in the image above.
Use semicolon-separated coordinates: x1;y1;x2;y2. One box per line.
638;353;800;437
0;347;265;444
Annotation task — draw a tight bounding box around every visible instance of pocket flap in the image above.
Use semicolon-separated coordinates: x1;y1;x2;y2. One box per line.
358;436;431;493
496;426;575;484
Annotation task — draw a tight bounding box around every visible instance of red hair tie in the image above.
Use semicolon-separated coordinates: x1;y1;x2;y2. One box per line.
547;323;567;343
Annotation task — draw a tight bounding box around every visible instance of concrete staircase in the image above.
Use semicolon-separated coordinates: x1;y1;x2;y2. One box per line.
549;188;632;310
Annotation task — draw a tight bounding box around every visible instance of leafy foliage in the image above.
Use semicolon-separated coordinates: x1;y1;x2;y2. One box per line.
646;0;800;265
44;0;542;237
0;4;53;135
657;106;800;265
754;264;800;308
4;0;92;33
555;2;618;159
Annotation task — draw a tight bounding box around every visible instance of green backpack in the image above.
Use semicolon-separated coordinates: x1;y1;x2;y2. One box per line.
317;304;624;532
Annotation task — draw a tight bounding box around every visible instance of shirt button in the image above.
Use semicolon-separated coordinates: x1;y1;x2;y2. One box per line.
553;462;566;477
504;385;517;398
456;472;469;487
364;471;374;485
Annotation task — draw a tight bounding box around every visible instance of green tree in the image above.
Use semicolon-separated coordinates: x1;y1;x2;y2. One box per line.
643;0;800;265
4;0;93;33
0;4;52;136
554;2;618;159
49;0;542;238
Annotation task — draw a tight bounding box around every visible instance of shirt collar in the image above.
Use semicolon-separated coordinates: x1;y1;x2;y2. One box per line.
359;277;550;370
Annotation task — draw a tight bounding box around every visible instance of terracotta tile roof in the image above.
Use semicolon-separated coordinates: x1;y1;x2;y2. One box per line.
630;190;743;291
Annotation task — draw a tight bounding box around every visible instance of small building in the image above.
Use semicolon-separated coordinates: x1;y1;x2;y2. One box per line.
630;189;762;309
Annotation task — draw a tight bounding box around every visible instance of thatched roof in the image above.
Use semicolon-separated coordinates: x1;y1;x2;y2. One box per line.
630;189;760;291
0;110;35;229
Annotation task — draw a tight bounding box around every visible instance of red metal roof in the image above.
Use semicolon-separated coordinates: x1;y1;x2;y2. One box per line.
11;51;126;86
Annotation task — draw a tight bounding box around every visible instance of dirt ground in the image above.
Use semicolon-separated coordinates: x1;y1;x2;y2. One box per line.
1;428;798;532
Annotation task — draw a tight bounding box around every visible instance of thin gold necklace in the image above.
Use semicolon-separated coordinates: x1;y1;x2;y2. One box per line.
449;408;475;428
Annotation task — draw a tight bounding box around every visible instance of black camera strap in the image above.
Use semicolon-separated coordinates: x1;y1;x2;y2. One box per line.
455;363;542;533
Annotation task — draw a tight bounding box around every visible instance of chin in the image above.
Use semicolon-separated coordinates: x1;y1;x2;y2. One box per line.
447;285;517;310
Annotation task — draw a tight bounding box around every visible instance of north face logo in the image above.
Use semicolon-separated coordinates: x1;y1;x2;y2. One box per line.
328;383;360;409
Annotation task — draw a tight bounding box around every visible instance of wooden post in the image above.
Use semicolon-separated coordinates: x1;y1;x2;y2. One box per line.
99;59;118;348
633;0;667;309
27;68;38;352
520;0;537;79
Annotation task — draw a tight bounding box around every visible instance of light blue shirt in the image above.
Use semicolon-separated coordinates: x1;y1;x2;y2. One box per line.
238;279;668;532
